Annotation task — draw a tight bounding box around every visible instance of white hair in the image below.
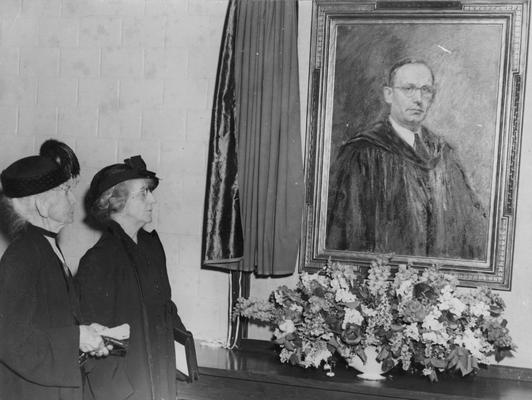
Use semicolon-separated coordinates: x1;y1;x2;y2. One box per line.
0;194;31;238
0;190;57;238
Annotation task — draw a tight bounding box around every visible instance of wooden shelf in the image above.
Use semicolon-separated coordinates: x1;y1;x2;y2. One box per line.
177;340;532;400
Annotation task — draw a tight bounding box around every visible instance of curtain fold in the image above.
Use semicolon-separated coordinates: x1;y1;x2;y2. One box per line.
202;0;304;276
202;0;243;270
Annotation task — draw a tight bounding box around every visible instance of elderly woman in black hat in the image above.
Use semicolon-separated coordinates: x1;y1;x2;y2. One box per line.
75;155;187;400
0;140;109;400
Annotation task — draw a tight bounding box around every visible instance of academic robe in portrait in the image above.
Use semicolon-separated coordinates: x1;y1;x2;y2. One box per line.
75;221;186;400
0;224;82;400
326;119;488;259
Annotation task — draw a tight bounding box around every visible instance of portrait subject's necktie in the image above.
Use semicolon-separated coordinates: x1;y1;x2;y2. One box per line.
414;133;430;160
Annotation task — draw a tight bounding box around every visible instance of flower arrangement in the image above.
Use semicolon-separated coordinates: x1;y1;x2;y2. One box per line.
233;258;515;382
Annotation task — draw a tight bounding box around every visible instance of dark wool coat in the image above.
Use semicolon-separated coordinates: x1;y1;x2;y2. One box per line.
326;120;488;259
0;224;82;400
75;221;185;400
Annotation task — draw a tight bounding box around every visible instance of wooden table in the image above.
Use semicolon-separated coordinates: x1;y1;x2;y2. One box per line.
177;340;532;400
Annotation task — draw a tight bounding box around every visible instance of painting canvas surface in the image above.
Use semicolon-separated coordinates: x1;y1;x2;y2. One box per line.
325;21;504;260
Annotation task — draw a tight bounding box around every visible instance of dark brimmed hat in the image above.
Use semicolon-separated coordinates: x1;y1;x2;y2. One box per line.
1;140;78;198
87;155;159;206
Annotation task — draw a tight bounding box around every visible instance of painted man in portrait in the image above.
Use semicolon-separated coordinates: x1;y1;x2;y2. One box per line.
326;58;488;259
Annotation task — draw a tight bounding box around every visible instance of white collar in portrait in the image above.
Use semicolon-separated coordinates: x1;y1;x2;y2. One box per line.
388;116;419;148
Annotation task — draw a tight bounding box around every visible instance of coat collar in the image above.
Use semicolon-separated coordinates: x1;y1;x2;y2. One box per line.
345;119;444;170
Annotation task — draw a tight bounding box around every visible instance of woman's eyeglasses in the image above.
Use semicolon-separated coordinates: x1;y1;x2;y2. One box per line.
130;187;153;200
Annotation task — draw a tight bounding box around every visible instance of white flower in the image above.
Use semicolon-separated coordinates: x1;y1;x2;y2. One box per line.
423;314;445;332
273;290;284;304
455;328;491;362
335;288;357;303
279;319;296;334
279;347;294;363
302;347;332;368
330;276;349;291
470;301;490;318
439;297;466;317
396;281;414;299
438;286;466;316
442;285;453;295
342;308;364;329
300;272;328;291
422;314;449;345
450;298;466;316
361;304;377;317
422;331;449;346
274;320;296;339
299;273;311;290
290;303;303;312
404;323;420;341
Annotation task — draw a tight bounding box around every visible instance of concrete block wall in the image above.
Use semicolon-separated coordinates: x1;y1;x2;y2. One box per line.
0;0;230;342
2;0;532;373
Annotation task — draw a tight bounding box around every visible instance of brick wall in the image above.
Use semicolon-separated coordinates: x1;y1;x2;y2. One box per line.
0;0;230;342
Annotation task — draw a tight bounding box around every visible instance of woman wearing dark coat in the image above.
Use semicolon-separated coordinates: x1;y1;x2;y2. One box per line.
0;140;108;400
75;155;187;400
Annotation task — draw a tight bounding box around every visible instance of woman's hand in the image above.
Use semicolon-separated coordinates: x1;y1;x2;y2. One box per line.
79;324;112;357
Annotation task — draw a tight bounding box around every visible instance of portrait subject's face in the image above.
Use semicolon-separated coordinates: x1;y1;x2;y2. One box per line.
383;63;434;130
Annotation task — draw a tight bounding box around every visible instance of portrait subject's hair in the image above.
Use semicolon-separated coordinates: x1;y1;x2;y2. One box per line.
386;58;435;87
90;181;131;225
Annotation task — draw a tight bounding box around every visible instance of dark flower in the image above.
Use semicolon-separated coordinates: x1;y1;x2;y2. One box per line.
483;319;512;346
403;300;428;323
413;282;437;302
323;313;342;332
341;324;362;345
312;284;326;298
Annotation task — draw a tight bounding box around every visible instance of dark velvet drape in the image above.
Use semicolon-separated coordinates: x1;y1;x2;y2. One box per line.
202;0;303;276
202;0;242;270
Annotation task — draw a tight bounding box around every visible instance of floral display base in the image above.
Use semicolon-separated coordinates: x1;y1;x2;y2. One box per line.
349;346;387;381
355;371;386;381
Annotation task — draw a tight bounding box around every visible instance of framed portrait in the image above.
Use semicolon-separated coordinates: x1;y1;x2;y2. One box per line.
300;0;530;289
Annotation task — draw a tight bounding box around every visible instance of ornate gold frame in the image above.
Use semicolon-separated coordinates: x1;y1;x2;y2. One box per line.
300;0;530;289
